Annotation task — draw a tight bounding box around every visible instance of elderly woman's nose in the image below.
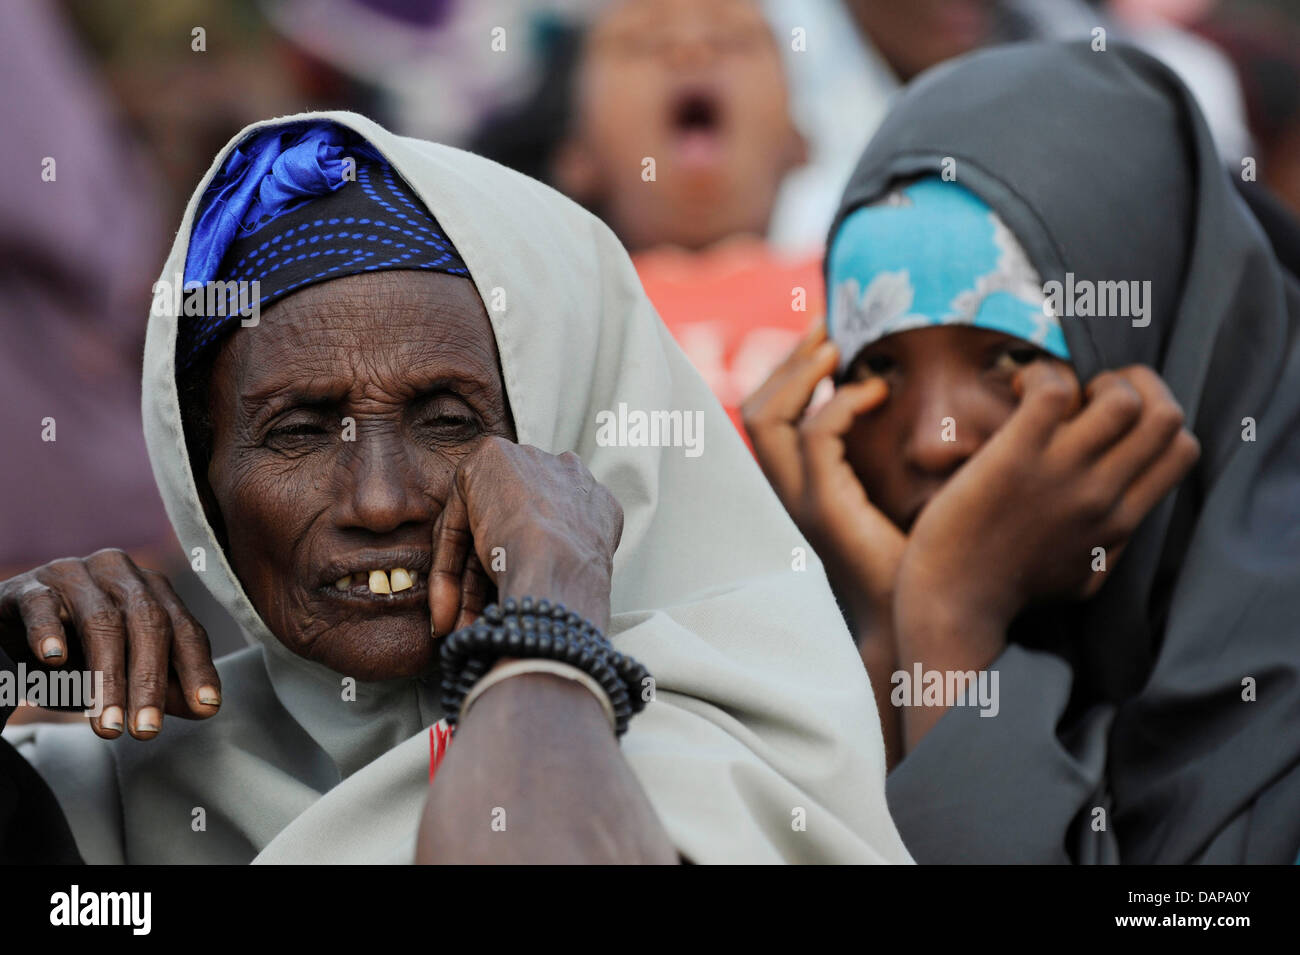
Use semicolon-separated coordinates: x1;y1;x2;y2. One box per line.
336;434;429;533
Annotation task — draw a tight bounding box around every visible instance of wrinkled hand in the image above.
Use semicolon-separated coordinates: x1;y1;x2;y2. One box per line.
899;363;1201;629
0;550;221;739
429;437;624;637
742;321;904;625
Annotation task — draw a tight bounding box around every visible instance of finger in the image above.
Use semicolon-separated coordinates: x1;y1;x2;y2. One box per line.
86;551;171;739
1059;370;1145;459
1092;367;1188;494
1005;361;1083;448
740;332;826;426
783;314;830;365
745;339;839;426
12;582;70;665
799;377;888;503
743;341;839;502
799;378;902;583
1081;539;1129;599
55;561;128;738
1107;429;1200;538
453;553;491;632
430;485;472;639
801;377;888;443
141;570;221;719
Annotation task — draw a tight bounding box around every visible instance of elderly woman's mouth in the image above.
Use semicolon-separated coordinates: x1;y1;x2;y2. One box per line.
334;568;418;594
318;552;432;607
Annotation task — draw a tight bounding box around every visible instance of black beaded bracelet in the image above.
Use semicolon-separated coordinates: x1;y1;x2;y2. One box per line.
439;597;651;736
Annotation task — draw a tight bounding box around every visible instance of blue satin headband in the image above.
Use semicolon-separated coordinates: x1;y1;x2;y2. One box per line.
827;177;1069;378
177;122;468;372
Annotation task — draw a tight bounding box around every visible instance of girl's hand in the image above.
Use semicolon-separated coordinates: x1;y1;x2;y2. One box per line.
428;437;624;638
0;551;221;739
742;321;904;628
899;362;1201;634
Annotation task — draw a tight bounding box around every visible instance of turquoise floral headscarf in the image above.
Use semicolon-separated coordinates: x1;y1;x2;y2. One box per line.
826;176;1069;378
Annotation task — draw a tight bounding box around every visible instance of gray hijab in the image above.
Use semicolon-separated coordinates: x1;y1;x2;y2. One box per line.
836;42;1300;863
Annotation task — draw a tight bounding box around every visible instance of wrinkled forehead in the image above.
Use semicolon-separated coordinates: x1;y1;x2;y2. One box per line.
211;269;504;407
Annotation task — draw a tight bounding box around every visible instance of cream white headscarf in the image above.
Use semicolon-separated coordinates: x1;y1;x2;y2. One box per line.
7;112;911;865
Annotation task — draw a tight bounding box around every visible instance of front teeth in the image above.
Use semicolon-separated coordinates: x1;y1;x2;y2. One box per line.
334;569;416;595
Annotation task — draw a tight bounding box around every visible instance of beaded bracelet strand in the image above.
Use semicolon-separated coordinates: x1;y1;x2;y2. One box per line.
439;597;651;736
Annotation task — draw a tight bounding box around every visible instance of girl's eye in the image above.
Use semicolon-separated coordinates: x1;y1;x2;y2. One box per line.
860;353;897;376
994;346;1042;373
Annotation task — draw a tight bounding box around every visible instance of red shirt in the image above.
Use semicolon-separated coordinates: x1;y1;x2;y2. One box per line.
634;238;825;450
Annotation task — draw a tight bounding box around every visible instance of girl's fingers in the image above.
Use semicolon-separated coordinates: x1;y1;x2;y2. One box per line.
788;313;829;361
1091;367;1188;497
799;377;888;500
86;550;171;740
1062;371;1145;459
801;377;888;443
799;378;902;595
430;487;471;639
141;569;221;719
743;340;840;504
743;317;828;417
1080;539;1129;598
1005;361;1083;448
1107;429;1200;538
745;340;839;426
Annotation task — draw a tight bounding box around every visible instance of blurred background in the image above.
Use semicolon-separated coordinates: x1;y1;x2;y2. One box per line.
2;0;1297;678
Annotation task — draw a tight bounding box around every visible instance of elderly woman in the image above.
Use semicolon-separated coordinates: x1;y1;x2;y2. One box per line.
0;114;910;864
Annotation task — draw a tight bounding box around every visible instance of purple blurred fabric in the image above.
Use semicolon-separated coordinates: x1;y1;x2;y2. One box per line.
0;0;171;570
356;0;456;29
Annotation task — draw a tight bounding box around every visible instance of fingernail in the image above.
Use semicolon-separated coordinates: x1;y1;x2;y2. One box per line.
40;638;63;659
101;706;123;732
197;686;221;706
134;707;162;734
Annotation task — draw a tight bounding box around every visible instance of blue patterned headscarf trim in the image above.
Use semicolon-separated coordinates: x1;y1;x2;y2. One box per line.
826;177;1069;378
177;121;469;372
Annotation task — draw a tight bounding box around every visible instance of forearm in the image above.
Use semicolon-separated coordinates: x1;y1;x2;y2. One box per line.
855;617;903;771
416;665;677;864
893;586;1007;755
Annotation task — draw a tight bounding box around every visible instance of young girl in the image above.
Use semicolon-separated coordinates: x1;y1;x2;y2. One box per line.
746;41;1300;863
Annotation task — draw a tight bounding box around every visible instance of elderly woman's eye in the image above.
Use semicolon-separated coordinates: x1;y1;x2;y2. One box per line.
416;398;481;440
267;418;330;444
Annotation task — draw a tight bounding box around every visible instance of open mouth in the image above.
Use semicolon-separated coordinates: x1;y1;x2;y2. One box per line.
672;88;722;133
668;85;726;168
